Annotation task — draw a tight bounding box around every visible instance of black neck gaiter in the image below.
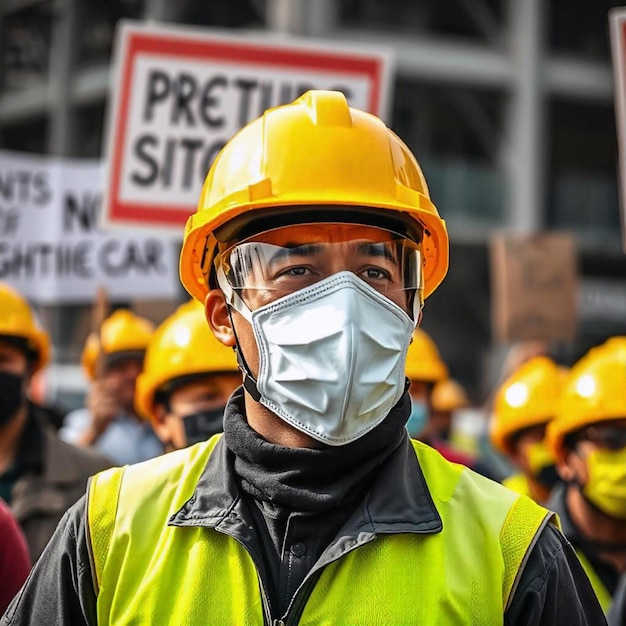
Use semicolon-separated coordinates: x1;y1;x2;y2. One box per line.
223;385;411;512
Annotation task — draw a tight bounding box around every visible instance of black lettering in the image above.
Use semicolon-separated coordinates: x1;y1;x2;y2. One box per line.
200;76;227;128
33;172;52;205
131;135;159;186
234;78;258;126
0;173;12;201
172;73;197;126
180;138;203;189
0;207;20;235
63;192;99;232
279;82;294;105
160;138;176;187
144;70;171;122
73;243;92;278
259;81;273;115
100;240;122;276
38;243;52;274
144;239;166;273
16;172;31;203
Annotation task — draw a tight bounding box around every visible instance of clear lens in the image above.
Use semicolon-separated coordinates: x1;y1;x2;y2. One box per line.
214;224;423;305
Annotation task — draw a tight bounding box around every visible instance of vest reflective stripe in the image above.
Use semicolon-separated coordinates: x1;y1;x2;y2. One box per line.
88;437;553;625
575;549;612;614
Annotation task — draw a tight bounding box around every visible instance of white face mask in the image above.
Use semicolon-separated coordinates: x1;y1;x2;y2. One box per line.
223;271;416;446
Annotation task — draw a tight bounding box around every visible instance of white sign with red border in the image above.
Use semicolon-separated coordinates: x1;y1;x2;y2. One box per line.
609;7;626;252
101;20;394;233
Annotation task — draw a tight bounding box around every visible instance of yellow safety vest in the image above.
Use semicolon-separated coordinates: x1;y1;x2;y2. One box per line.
503;473;532;498
88;436;554;625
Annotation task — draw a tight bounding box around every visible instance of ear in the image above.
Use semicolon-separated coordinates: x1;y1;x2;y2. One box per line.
205;289;236;347
152;402;171;441
556;452;575;482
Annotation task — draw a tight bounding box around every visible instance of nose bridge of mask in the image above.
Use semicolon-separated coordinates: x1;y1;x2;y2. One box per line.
583;446;626;519
526;440;555;475
250;271;415;444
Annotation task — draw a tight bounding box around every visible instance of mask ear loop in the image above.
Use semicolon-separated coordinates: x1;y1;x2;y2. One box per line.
216;265;262;402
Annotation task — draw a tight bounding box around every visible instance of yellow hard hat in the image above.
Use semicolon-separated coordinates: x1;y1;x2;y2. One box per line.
405;327;448;383
547;343;626;461
179;90;448;305
81;309;154;380
491;356;567;456
135;300;240;421
0;283;50;372
431;379;470;413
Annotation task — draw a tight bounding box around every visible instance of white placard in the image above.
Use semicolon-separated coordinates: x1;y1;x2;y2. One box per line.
0;149;179;304
102;20;394;232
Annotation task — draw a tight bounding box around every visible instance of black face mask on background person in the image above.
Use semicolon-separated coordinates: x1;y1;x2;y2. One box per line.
182;407;225;446
0;371;26;425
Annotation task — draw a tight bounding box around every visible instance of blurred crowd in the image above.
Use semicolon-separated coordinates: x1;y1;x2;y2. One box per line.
1;280;625;622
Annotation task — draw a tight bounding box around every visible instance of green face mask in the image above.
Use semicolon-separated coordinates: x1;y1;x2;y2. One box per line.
526;440;559;488
582;447;626;520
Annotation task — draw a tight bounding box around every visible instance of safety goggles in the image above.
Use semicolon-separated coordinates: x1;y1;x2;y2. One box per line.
214;224;424;309
574;423;626;451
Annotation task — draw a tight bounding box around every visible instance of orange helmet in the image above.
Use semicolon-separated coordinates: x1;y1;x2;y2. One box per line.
547;341;626;461
0;283;50;372
135;300;239;421
405;327;448;383
491;356;567;456
179;90;448;306
81;310;154;380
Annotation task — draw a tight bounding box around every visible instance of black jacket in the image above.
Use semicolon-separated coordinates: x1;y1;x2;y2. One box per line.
2;397;606;625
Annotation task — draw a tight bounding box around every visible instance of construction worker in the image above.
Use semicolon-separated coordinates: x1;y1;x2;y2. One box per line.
546;337;626;616
60;310;163;465
0;283;111;562
490;356;565;504
430;377;470;442
3;91;604;624
135;300;241;451
404;327;448;438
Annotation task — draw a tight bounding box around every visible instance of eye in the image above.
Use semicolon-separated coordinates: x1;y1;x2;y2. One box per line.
280;266;312;277
362;267;390;280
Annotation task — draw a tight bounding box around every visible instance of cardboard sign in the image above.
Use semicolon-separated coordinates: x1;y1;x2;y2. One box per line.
609;7;626;252
490;233;578;342
101;20;394;232
0;149;179;304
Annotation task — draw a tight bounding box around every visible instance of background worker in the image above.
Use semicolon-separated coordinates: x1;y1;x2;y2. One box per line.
3;91;604;625
0;283;111;562
546;337;626;615
405;328;477;467
429;377;470;443
135;300;241;451
490;355;565;504
60;310;163;465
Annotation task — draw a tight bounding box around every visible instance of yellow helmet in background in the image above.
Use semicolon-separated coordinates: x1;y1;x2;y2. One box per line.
405;327;448;383
135;300;240;421
547;341;626;461
179;90;448;305
81;309;154;381
491;356;566;456
0;283;50;372
431;379;470;413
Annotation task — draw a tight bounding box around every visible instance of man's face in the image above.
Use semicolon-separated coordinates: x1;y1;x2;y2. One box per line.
219;222;419;378
154;373;241;449
102;357;143;414
0;338;30;423
0;340;29;378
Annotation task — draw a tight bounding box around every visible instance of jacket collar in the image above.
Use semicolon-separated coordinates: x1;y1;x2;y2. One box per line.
170;433;442;538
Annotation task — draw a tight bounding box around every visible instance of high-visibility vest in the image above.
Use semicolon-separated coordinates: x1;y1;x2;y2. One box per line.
88;436;554;625
503;473;532;498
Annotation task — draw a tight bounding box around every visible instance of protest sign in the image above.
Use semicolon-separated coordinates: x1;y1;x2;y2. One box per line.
0;149;179;304
101;20;394;231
